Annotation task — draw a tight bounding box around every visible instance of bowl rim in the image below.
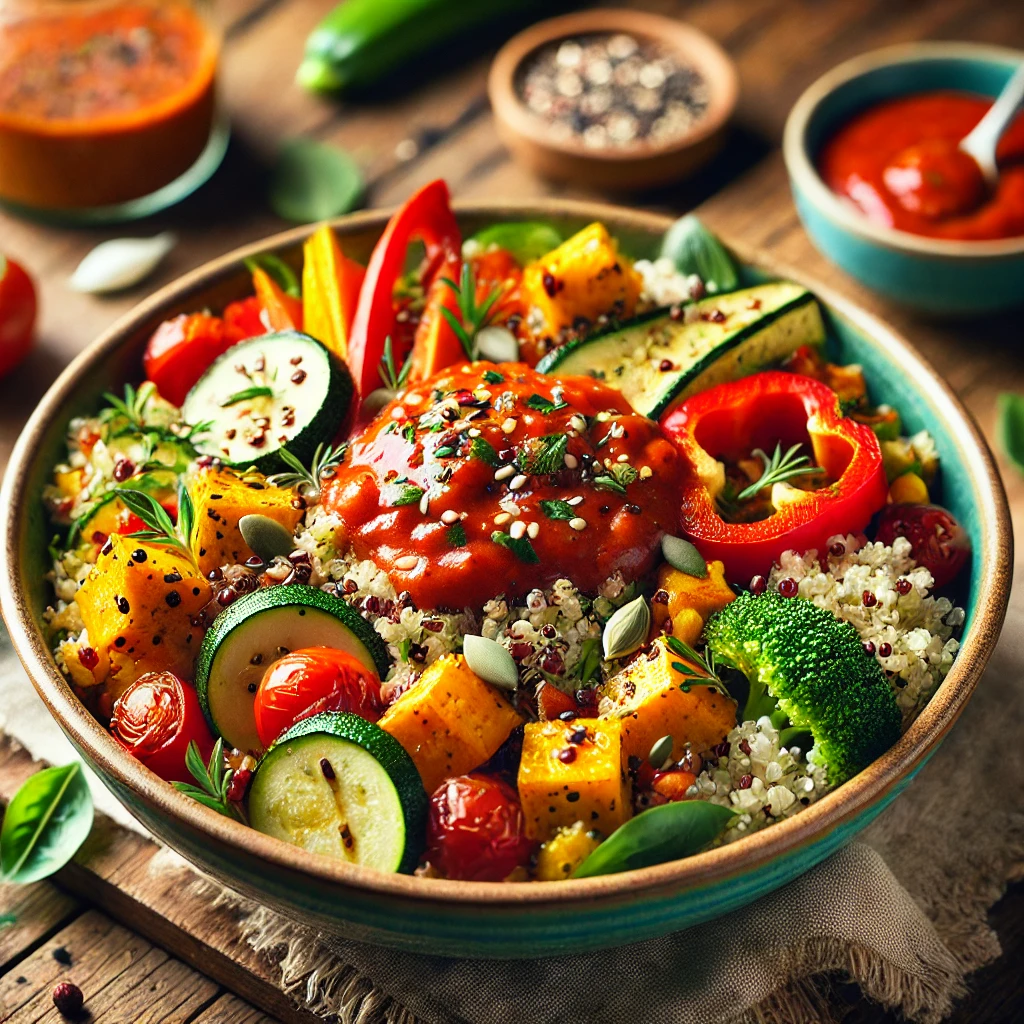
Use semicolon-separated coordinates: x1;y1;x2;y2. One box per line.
0;198;1012;910
782;40;1024;259
487;8;739;165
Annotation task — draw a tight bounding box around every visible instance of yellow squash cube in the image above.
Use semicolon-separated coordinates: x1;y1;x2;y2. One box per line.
521;223;642;338
650;560;735;646
518;718;630;841
379;655;523;794
75;535;211;695
603;636;737;765
189;467;304;576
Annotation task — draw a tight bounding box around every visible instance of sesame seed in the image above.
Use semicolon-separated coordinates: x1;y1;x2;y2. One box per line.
639;466;653;479
567;495;584;506
509;520;527;540
509;474;528;491
395;555;419;570
569;517;587;531
391;407;406;420
468;428;481;437
494;464;515;481
616;453;630;463
564;453;579;469
475;389;492;400
441;510;460;525
418;492;430;515
494;512;512;526
596;411;610;422
570;414;587;433
501;417;517;434
527;522;540;539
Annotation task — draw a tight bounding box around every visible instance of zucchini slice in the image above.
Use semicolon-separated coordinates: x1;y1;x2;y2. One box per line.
536;282;825;419
249;711;427;874
195;584;390;754
182;331;352;473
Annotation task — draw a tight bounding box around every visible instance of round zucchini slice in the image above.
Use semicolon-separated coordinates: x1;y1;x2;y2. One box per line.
195;584;390;754
249;712;427;874
182;331;352;473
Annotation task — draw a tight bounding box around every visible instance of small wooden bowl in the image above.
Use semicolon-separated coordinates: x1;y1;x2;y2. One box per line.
488;9;739;192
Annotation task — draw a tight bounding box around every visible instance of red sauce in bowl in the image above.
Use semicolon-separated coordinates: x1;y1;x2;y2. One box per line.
323;362;680;610
818;91;1024;240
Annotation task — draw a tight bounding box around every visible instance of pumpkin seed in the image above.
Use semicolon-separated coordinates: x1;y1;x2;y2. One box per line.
648;734;674;770
69;232;176;294
463;634;519;692
363;387;397;415
238;514;295;563
475;325;519;363
659;215;738;295
602;595;651;661
662;534;708;578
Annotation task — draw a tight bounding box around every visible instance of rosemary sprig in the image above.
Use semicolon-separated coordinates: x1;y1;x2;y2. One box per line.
221;385;275;407
172;739;245;822
116;480;196;567
100;382;211;451
378;335;411;392
266;442;348;499
735;443;823;502
665;635;718;681
100;381;157;432
440;262;507;358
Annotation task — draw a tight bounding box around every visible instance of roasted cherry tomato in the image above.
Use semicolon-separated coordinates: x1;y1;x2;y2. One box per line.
650;768;699;802
253;647;384;748
111;671;215;783
0;252;37;378
536;682;577;720
223;295;266;338
876;503;971;589
143;312;244;405
426;774;535;881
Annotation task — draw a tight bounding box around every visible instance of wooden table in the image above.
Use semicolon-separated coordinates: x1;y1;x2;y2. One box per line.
2;1;1023;1020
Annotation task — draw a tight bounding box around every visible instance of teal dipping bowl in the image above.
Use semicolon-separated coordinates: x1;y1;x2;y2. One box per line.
783;43;1024;314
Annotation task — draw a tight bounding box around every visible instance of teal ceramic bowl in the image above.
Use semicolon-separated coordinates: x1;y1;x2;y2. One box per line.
783;43;1024;314
0;202;1011;958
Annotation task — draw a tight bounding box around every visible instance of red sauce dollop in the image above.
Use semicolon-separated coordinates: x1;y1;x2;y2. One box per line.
819;91;1024;240
323;362;680;610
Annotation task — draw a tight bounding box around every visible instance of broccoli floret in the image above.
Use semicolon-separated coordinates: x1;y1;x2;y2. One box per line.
704;591;901;784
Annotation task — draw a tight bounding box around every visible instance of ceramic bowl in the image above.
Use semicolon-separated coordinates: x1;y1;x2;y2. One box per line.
0;201;1011;958
783;42;1024;314
489;10;738;191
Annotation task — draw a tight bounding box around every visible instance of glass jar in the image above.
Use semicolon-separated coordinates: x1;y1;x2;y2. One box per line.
0;0;228;223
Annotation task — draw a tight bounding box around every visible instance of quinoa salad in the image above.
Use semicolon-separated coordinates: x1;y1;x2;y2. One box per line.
41;180;971;882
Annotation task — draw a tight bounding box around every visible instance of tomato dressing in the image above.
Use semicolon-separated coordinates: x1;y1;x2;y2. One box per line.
323;362;681;610
818;91;1024;240
0;1;217;209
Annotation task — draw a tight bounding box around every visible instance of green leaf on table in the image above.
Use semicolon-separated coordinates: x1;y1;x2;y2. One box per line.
572;800;733;878
270;138;363;224
997;393;1024;474
659;215;739;295
0;763;94;884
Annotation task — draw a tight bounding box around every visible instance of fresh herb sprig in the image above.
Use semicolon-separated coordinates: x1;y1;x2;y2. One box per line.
266;442;348;499
100;381;158;433
440;262;507;358
378;335;412;392
116;480;196;566
173;739;245;822
100;382;210;451
665;635;718;681
735;443;823;502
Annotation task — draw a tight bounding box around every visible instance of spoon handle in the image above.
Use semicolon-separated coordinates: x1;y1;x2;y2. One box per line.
960;62;1024;184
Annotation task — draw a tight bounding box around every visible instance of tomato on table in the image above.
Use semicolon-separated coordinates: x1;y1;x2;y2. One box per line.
0;252;37;378
876;503;971;589
426;774;535;881
253;647;384;749
111;671;215;783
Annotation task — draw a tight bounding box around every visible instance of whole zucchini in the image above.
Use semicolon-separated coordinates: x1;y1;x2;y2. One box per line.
298;0;553;95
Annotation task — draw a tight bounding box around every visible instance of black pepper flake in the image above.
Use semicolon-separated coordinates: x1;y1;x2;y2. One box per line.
131;549;147;562
164;571;182;584
566;791;580;803
165;591;182;608
320;757;336;780
115;596;130;614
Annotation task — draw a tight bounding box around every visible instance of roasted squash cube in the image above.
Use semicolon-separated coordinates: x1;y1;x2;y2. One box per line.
521;223;642;338
75;535;211;696
379;654;523;793
650;560;735;646
189;468;304;576
518;718;630;841
603;636;737;765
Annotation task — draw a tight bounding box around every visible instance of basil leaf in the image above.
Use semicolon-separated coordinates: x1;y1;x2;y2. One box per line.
0;763;93;884
115;487;177;541
573;801;733;878
491;530;539;564
540;499;576;520
392;485;425;507
270;138;363;224
244;253;301;297
469;222;564;264
997;393;1024;475
659;215;739;295
470;437;501;467
593;474;627;495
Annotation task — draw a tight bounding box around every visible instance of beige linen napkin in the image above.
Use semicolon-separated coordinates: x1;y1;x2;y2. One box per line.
3;565;1022;1023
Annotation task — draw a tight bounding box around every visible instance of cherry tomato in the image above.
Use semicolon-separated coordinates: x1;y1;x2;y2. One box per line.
143;312;243;405
537;682;576;720
111;671;215;783
426;774;535;881
253;647;383;748
0;252;37;378
650;769;698;802
223;296;266;339
876;503;971;589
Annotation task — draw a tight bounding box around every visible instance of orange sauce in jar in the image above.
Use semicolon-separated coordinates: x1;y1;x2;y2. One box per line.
0;1;218;210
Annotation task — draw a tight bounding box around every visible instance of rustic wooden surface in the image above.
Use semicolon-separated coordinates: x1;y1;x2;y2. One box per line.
1;0;1023;1021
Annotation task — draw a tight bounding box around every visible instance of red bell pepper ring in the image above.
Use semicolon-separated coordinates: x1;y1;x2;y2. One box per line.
661;371;889;585
347;179;461;400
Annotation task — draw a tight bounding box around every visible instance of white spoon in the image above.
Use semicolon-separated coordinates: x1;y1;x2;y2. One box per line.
959;62;1024;187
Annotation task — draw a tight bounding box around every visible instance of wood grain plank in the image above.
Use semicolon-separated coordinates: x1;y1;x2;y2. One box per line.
0;884;80;974
87;952;218;1024
191;992;281;1024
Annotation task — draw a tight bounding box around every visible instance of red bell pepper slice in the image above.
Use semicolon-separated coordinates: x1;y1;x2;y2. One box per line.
661;371;888;585
347;179;461;399
144;312;245;406
407;244;465;383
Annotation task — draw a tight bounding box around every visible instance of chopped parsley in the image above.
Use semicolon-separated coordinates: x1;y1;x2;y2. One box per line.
482;370;505;384
609;462;638;487
491;530;540;563
526;393;568;414
518;434;568;475
540;499;576;520
401;422;417;444
446;523;467;547
470;437;501;466
391;484;425;507
593;474;627;494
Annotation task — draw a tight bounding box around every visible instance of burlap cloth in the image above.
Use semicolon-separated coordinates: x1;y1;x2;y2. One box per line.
2;565;1022;1023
